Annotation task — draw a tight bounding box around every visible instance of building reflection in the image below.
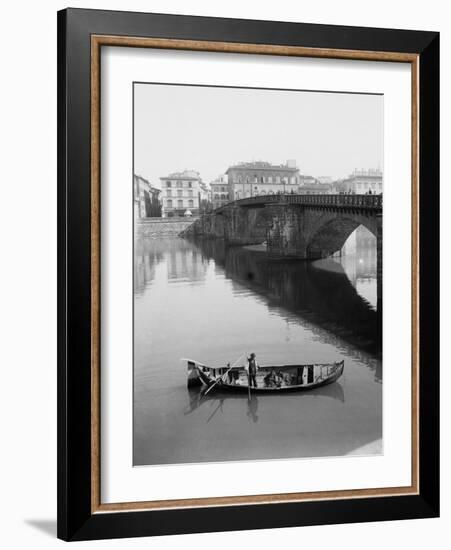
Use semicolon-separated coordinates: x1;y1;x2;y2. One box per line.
133;239;164;295
134;237;208;294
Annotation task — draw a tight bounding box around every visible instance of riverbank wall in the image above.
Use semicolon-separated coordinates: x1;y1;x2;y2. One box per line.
136;217;198;238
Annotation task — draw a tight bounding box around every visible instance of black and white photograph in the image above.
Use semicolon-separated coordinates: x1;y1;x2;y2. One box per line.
133;82;383;466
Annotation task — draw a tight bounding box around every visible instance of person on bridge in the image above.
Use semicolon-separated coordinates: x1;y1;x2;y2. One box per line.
247;353;259;388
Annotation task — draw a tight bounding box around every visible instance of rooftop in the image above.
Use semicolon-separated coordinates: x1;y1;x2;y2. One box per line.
161;170;201;180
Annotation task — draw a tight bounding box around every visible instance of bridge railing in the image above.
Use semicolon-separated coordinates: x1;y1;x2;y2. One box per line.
214;193;382;212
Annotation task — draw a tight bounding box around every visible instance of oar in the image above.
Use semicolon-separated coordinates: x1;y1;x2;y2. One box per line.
203;353;245;396
206;399;223;423
245;352;251;399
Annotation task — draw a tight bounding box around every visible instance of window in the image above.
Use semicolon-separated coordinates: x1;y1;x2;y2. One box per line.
188;190;193;197
188;200;194;207
177;199;183;208
177;189;182;197
177;181;183;188
167;199;173;207
166;181;171;188
188;182;192;188
167;189;172;197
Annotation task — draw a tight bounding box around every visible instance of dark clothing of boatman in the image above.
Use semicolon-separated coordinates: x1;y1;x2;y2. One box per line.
248;353;258;388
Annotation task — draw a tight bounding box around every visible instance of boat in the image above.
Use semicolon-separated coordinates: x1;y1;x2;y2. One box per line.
184;358;344;393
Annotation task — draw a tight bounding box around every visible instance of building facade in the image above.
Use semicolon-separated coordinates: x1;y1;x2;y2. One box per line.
160;170;203;217
210;174;229;209
226;160;300;200
298;182;333;194
134;174;161;218
336;169;383;194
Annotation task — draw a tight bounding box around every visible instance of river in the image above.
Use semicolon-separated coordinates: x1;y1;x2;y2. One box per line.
133;229;382;466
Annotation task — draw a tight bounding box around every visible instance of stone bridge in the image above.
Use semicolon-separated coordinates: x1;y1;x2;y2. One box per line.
181;193;382;262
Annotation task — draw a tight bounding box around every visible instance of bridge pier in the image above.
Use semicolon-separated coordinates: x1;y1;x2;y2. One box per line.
377;214;383;345
223;207;268;245
266;205;308;258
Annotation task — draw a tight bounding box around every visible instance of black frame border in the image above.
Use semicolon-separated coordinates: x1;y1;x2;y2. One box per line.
57;8;439;541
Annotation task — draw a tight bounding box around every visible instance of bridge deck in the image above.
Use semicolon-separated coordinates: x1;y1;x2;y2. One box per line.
214;193;382;213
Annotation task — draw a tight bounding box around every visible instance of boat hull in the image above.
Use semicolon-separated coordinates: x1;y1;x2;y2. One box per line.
216;363;344;393
185;359;344;393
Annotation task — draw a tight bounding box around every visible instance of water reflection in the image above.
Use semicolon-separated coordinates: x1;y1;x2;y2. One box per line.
185;379;346;423
134;238;208;294
133;235;382;465
189;237;381;359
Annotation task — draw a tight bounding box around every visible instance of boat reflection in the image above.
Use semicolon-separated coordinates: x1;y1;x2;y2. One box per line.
185;380;345;423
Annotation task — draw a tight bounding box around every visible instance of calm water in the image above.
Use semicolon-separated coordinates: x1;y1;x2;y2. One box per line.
134;232;382;466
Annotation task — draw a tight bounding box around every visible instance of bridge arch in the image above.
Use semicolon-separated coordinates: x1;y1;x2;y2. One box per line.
305;213;378;259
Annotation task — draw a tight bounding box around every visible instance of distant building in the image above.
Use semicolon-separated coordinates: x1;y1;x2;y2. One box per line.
134;174;161;218
336;168;383;194
295;174;332;194
160;170;203;217
210;174;229;209
198;181;211;213
299;182;334;195
226;160;299;200
316;176;333;185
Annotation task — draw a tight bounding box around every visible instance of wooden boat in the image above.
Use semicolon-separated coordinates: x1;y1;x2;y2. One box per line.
185;358;344;393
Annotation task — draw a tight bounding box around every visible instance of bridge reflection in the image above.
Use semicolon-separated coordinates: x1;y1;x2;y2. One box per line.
190;237;382;364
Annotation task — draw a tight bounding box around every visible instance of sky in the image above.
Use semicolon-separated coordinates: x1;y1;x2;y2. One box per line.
134;83;383;189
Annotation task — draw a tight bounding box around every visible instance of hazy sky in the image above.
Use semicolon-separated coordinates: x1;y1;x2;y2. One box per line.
134;83;383;188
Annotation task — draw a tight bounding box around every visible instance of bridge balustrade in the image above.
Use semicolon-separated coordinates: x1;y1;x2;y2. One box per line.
214;193;382;212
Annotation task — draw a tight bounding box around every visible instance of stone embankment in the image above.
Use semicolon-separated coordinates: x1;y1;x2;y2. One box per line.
136;217;198;238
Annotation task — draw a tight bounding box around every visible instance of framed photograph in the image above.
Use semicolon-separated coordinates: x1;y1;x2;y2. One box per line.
57;8;439;541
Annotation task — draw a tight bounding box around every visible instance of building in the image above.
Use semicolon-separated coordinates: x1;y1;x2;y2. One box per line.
134;174;161;218
226;160;299;200
336;168;383;194
210;174;229;209
316;176;333;185
198;181;212;214
299;182;334;194
160;170;203;217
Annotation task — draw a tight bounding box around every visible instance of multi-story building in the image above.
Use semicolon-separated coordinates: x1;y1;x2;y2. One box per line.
134;174;161;218
226;160;299;200
210;174;229;209
160;170;203;217
335;168;383;194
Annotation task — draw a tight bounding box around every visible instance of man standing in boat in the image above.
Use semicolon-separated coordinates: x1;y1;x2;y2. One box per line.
247;353;259;388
